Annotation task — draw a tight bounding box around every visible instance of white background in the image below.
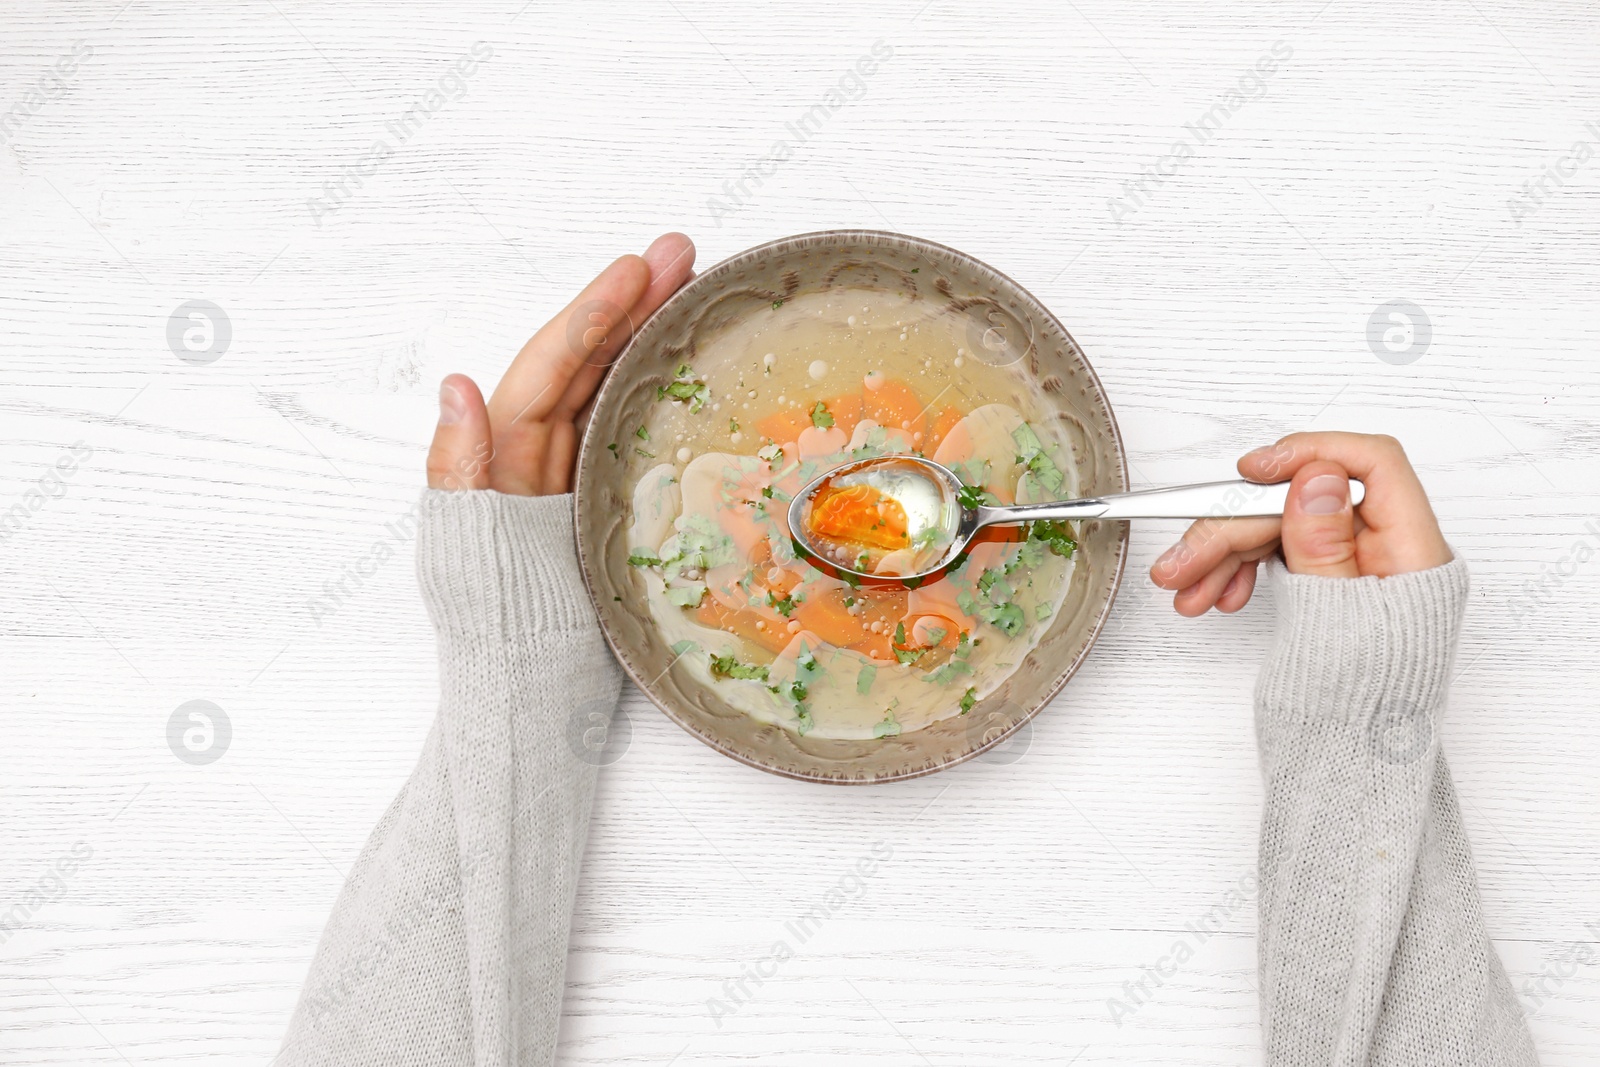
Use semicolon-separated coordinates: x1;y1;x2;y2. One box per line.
3;1;1598;1063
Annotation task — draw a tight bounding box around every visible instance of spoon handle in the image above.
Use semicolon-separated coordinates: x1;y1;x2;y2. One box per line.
980;478;1366;524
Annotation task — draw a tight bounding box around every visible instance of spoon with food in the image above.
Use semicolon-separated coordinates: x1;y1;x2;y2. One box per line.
788;455;1365;585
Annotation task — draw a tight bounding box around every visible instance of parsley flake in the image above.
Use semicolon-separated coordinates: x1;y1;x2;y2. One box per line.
709;653;769;681
956;483;990;510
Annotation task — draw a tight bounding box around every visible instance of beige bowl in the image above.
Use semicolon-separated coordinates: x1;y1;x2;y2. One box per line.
574;231;1128;784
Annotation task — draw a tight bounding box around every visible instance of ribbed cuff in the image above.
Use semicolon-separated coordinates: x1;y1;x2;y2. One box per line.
415;489;597;637
1256;556;1470;731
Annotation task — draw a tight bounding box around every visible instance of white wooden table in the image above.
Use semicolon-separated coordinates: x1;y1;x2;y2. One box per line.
4;1;1598;1063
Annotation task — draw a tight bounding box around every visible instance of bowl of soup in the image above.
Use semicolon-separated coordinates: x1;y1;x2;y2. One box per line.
574;230;1127;783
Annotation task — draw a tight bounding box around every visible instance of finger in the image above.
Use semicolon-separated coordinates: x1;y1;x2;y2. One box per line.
635;232;697;318
1280;460;1360;577
1149;515;1281;589
541;422;580;496
1172;555;1244;617
1214;558;1259;613
486;419;551;496
1237;431;1429;531
426;375;492;491
1239;430;1451;575
487;253;653;426
554;232;697;417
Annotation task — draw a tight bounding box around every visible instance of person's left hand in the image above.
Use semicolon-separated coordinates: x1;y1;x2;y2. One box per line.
1146;432;1452;615
425;232;696;495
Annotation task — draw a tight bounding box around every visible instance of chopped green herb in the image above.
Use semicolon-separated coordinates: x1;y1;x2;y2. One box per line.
856;664;877;694
910;267;920;273
959;687;977;713
872;708;902;738
635;425;649;440
772;299;784;310
709;653;769;681
627;550;662;567
757;443;784;465
664;514;737;578
1036;602;1053;621
729;417;740;434
1027;519;1077;558
923;658;974;685
891;622;925;665
956;483;990;510
665;582;707;608
607;442;620;457
810;401;835;429
1016;538;1047;569
983;601;1026;636
1011;423;1065;494
761;486;774;499
768;591;798;617
657;364;711;413
635;447;655;458
786;643;823;718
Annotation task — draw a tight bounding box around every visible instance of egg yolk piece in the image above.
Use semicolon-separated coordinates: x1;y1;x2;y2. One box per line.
807;483;910;551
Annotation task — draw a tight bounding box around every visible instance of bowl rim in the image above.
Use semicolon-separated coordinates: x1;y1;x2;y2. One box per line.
573;228;1129;784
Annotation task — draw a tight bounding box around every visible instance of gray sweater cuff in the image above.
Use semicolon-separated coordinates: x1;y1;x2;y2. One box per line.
415;489;597;636
1256;555;1470;741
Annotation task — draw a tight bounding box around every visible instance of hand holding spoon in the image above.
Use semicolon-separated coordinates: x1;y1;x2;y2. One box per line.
788;455;1365;585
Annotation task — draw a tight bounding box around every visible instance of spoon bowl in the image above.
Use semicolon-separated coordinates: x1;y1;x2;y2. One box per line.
790;455;1365;586
788;456;974;585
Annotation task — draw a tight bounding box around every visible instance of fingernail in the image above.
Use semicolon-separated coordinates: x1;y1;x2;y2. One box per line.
1300;474;1348;515
643;233;690;276
438;380;465;425
1221;569;1243;597
1152;541;1189;577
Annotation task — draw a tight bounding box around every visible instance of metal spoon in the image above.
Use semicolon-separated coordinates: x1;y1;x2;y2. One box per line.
787;455;1365;584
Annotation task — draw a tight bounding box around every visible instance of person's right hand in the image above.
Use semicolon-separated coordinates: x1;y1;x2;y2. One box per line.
1148;432;1455;616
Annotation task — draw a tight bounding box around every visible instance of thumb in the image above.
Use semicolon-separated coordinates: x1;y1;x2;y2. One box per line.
426;374;492;491
1280;461;1360;578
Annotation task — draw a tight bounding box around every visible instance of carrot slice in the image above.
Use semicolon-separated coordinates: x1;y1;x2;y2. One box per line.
824;393;863;437
695;597;791;655
792;586;865;648
924;405;964;454
758;392;864;446
807;484;909;551
863;378;927;438
755;407;812;446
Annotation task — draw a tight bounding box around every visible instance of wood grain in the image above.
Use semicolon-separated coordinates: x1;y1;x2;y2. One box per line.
2;0;1598;1062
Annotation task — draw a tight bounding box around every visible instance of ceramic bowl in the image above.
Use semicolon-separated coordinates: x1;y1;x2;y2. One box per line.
574;230;1127;783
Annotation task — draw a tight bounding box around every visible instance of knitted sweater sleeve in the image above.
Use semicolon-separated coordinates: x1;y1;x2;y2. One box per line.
1254;557;1538;1066
276;490;620;1067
